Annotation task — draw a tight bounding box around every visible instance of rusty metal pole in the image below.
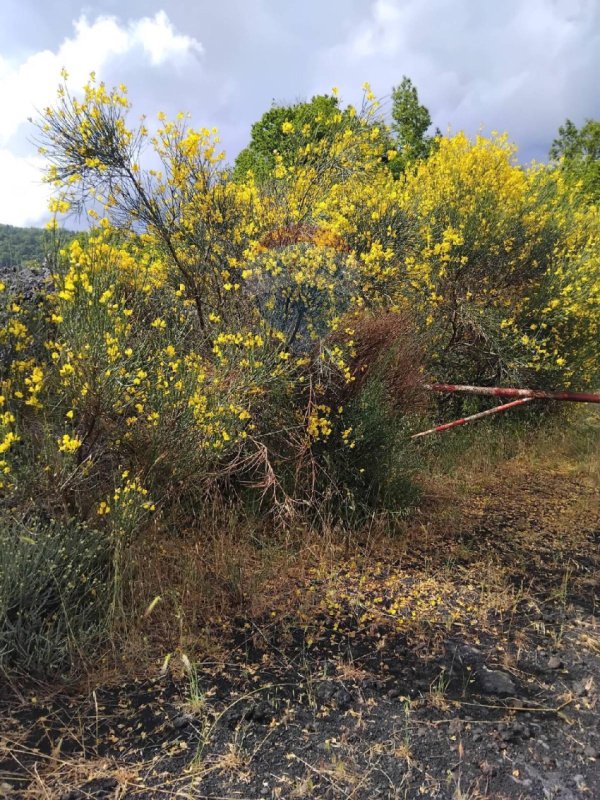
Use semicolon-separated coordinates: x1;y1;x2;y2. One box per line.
424;383;600;404
411;398;534;439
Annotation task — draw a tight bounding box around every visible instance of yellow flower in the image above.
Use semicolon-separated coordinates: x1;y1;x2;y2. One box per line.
58;433;82;453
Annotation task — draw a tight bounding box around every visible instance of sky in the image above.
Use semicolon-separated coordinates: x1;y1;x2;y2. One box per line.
0;0;598;227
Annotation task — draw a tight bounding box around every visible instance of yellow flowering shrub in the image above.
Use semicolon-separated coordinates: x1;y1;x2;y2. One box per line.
394;133;599;386
0;77;595;531
1;76;597;677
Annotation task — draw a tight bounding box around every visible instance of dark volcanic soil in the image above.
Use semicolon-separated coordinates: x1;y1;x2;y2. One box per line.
1;465;599;799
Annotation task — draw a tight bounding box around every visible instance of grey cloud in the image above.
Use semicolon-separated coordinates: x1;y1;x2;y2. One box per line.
0;0;598;225
313;0;600;162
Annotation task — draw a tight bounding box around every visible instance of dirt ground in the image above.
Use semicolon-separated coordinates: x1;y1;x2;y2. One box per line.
1;453;599;799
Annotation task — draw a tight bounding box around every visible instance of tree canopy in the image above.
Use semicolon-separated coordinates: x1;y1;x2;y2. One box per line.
390;76;438;172
0;223;49;267
550;118;600;202
234;78;439;183
233;93;376;181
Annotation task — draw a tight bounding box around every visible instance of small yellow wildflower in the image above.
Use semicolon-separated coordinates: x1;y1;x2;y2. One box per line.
58;434;82;453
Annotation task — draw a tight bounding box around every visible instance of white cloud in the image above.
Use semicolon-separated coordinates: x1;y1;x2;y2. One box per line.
0;10;202;225
135;10;202;66
0;150;48;226
0;11;202;144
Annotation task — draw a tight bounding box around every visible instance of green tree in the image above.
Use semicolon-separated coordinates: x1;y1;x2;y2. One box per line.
0;223;48;267
390;76;438;172
549;118;600;202
234;94;385;181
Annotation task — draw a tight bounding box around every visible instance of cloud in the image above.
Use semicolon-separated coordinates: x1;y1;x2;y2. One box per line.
313;0;600;162
0;150;48;226
134;10;202;66
0;10;202;224
1;0;598;226
0;11;202;144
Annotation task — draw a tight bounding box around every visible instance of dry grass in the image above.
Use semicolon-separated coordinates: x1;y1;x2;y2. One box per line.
4;406;595;800
333;310;427;411
93;406;599;687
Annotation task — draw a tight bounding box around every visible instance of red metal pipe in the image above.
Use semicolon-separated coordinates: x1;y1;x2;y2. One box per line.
424;383;600;404
411;397;534;439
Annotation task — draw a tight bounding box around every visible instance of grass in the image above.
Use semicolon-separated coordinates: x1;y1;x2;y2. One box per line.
1;405;598;798
2;404;594;684
96;404;598;682
0;516;113;678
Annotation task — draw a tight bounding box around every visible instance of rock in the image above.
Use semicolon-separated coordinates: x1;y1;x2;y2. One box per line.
250;700;275;724
500;727;516;743
547;655;563;670
334;688;352;710
499;721;532;743
226;704;247;728
383;657;406;675
320;659;334;676
315;681;336;704
172;712;194;729
0;264;52;301
227;700;259;728
363;678;385;692
478;667;516;696
572;676;594;697
542;610;559;623
228;699;275;726
458;644;482;664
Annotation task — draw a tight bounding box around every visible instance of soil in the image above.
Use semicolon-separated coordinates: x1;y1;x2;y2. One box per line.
1;461;598;799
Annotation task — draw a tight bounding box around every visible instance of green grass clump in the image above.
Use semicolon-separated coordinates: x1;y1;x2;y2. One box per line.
0;514;113;676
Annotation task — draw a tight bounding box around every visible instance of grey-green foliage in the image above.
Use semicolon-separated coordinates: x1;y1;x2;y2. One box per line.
0;515;112;676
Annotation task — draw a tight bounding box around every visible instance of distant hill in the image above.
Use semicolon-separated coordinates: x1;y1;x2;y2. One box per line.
0;223;76;268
